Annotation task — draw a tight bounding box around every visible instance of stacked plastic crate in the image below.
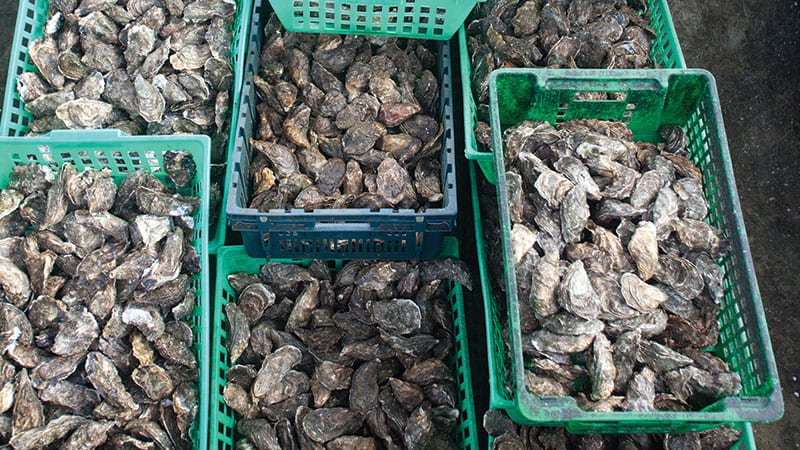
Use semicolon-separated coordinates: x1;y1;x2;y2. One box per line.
212;1;479;449
0;0;257;446
462;1;782;449
0;0;254;254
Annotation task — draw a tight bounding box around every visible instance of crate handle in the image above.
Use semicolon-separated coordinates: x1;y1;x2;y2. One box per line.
43;129;131;140
541;77;666;93
313;222;372;232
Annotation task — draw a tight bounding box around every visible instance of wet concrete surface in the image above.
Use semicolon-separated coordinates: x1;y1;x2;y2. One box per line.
0;0;796;448
668;1;800;447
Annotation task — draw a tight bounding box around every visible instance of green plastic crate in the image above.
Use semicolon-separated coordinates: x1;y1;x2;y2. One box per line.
477;69;782;432
486;422;757;449
268;0;483;40
209;237;479;449
460;0;686;184
0;0;254;254
470;161;516;419
0;129;211;449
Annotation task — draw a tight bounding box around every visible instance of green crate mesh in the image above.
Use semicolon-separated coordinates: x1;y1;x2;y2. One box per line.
0;129;211;449
268;0;482;40
470;161;515;413
474;69;782;433
209;237;479;449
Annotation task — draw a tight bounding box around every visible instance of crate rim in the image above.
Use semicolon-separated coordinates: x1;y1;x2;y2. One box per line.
484;68;783;428
267;0;486;41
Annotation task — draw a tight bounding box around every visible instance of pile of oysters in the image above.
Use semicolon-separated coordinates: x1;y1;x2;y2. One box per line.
481;119;741;411
466;0;657;150
222;258;472;449
247;14;446;213
484;410;745;449
18;0;239;236
0;155;201;449
21;0;236;140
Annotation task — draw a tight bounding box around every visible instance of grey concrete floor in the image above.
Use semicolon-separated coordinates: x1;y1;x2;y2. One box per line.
0;0;796;448
667;1;800;448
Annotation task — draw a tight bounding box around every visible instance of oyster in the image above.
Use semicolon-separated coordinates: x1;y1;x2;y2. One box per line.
55;99;113;129
627;221;658;281
588;333;616;400
558;260;601;320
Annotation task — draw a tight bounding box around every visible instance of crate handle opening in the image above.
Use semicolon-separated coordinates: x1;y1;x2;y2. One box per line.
540;75;667;93
572;92;628;101
313;222;372;231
